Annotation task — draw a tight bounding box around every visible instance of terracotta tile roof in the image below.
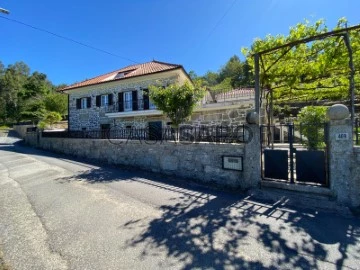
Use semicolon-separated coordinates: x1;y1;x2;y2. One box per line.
61;60;183;91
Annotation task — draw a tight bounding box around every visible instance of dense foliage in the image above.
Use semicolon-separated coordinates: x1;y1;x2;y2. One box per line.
38;111;62;130
297;106;328;150
189;55;254;93
149;82;205;127
242;18;360;103
0;61;67;126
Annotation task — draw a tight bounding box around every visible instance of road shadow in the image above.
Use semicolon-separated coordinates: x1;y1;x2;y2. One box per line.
1;141;360;268
122;192;360;269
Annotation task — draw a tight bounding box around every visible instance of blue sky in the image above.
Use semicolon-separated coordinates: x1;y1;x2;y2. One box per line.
1;0;359;85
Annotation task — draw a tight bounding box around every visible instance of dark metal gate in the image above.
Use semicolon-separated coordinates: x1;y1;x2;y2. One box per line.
261;123;329;186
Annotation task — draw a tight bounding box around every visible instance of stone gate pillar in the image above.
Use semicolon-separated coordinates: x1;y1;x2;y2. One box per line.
243;112;261;189
327;104;354;205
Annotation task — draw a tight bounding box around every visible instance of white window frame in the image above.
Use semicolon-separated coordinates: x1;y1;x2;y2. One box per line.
124;91;133;111
81;98;87;109
101;95;108;107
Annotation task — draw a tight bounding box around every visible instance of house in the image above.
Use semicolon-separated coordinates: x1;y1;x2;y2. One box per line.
60;60;254;132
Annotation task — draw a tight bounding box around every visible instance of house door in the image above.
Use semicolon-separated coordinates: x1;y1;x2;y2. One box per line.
124;91;133;111
148;121;162;141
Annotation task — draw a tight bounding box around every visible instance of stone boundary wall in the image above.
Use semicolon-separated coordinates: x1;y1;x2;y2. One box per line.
24;132;38;146
24;125;261;190
13;124;34;139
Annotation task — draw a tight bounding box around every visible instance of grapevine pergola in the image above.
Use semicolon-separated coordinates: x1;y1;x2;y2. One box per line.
253;24;360;124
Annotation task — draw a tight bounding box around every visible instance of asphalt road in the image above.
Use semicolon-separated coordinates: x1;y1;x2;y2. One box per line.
0;131;359;269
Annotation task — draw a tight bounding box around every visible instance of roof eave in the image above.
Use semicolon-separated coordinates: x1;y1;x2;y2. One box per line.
60;66;185;93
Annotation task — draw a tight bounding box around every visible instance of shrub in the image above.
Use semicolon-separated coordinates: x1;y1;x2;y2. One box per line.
297;106;328;150
37;111;62;130
149;82;204;128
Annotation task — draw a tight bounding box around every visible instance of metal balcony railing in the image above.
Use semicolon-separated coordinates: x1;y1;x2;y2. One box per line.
104;99;156;113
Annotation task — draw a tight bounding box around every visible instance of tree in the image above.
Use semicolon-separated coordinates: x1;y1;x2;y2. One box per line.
210;78;232;93
242;18;360;103
21;100;46;124
43;93;68;117
149;82;205;128
198;56;254;91
218;55;243;87
0;61;67;125
188;70;198;81
202;71;219;87
0;62;30;122
21;71;52;99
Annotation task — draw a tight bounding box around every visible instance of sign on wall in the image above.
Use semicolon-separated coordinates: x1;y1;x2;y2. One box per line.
222;156;243;171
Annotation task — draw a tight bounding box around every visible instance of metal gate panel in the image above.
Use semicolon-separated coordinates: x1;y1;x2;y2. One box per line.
264;149;288;180
148;121;162;140
296;150;326;184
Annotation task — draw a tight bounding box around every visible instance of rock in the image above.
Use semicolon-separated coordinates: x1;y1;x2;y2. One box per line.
327;104;349;120
229;110;238;118
246;111;259;124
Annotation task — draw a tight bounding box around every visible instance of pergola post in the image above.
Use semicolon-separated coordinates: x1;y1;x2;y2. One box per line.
343;32;355;121
254;53;260;123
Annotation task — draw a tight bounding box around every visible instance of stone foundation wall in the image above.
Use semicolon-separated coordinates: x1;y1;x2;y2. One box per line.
24;125;261;190
188;105;254;127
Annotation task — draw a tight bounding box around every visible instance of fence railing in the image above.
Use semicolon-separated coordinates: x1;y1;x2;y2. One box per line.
261;123;328;150
42;125;250;143
204;88;254;104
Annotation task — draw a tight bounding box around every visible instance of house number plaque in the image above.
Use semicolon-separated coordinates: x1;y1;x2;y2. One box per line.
336;133;349;140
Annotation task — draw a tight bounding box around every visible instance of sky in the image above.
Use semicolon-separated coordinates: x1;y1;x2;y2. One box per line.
1;0;359;85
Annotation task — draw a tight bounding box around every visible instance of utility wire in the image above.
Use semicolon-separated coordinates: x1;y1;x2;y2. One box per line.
0;15;140;64
190;0;238;61
203;0;238;43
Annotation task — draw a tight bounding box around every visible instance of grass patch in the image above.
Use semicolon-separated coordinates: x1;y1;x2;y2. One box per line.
0;125;11;130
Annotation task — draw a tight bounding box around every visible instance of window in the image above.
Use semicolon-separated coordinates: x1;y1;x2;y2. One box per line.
114;72;125;79
124;91;132;111
77;97;91;109
101;95;108;107
141;88;156;110
81;98;87;109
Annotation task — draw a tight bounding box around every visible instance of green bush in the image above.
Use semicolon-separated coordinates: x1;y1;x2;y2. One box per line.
37;111;62;130
297;106;328;150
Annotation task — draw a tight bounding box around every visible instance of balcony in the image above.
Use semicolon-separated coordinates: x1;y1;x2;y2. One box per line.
105;99;160;118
